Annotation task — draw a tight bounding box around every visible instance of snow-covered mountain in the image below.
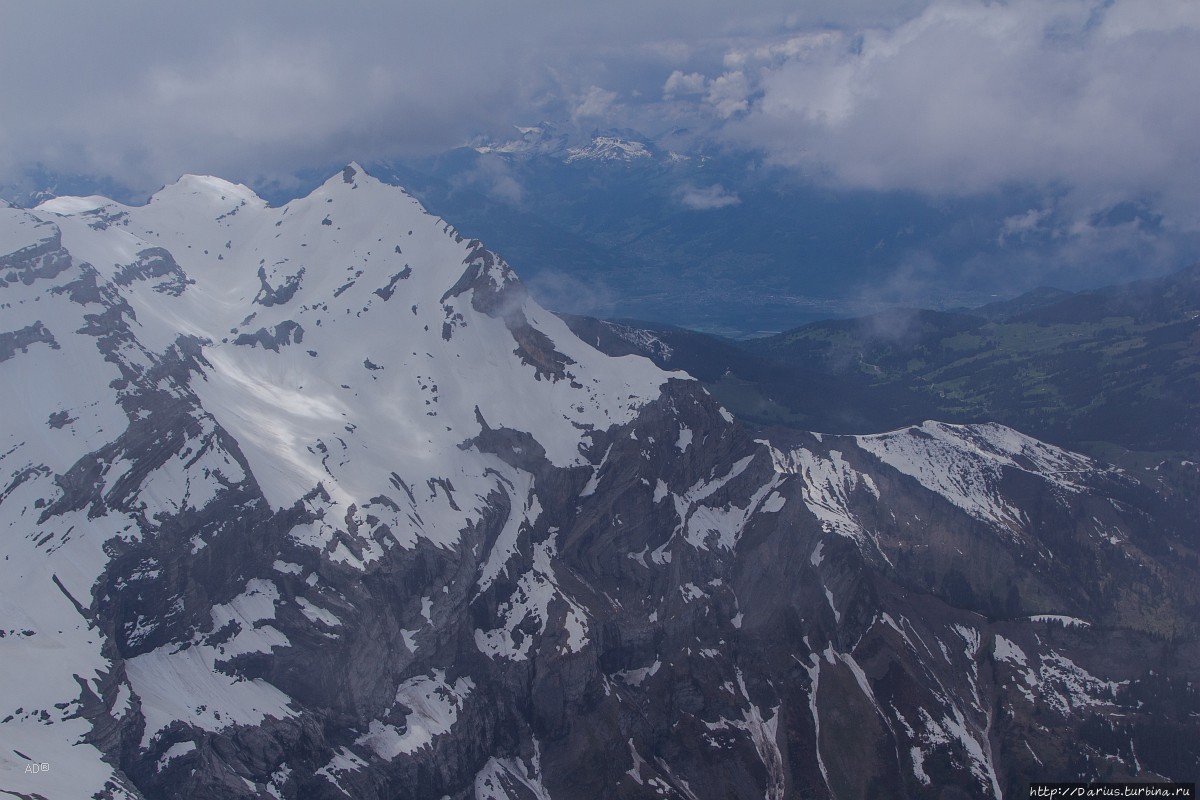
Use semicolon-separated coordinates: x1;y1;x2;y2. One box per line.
472;123;666;165
1;166;1196;799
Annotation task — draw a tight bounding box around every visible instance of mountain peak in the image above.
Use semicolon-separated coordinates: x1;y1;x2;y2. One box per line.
149;173;265;212
327;161;368;188
308;162;410;206
34;193;115;215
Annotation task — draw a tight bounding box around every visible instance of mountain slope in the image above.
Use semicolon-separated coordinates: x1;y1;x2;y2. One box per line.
749;267;1200;461
1;168;1197;799
561;264;1200;466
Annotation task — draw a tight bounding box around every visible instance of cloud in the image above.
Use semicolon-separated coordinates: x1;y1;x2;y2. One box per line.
663;71;708;97
571;86;621;123
999;208;1051;243
721;31;843;68
0;9;543;195
0;0;950;190
452;155;524;205
523;270;618;316
1;0;1196;258
714;0;1200;227
705;72;752;118
855;198;1195;306
678;184;741;210
1;1;929;194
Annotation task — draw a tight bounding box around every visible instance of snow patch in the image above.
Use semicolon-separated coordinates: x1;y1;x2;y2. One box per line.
676;426;693;452
357;670;474;758
1028;614;1091;628
857;421;1098;534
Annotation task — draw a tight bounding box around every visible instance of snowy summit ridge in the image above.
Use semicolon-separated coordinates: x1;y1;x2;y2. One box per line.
32;163;667;507
0;164;671;796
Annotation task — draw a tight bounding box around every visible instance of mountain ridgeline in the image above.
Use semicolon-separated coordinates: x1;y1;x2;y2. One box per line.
1;167;1197;799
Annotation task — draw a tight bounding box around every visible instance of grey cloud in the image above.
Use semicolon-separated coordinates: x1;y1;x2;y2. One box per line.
5;0;1195;263
1;9;540;194
999;209;1052;243
0;1;936;196
859;204;1198;310
523;270;618;317
452;156;525;206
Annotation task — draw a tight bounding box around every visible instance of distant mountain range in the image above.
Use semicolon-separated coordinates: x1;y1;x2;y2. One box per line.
472;123;670;165
377;124;1192;337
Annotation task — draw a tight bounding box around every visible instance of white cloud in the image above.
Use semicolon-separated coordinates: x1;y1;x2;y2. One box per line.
678;184;741;210
716;0;1200;227
722;31;843;68
663;71;709;97
705;72;752;118
571;86;621;123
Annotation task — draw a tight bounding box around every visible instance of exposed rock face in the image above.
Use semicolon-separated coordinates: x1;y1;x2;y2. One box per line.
0;319;59;362
0;167;1196;800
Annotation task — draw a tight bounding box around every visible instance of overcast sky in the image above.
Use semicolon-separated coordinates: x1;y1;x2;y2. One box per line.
2;0;1198;235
